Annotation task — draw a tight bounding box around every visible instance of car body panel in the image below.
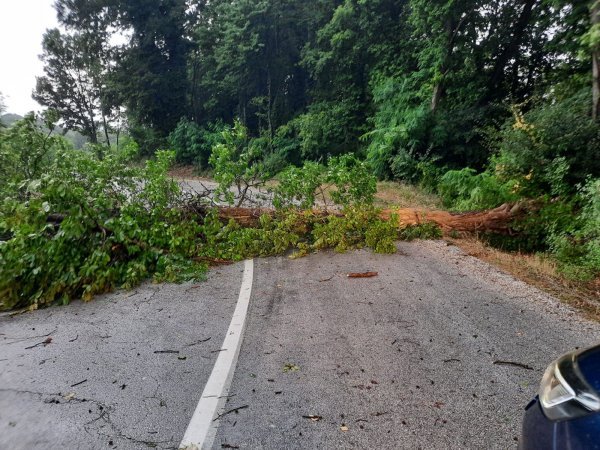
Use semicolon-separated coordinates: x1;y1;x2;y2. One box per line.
520;344;600;450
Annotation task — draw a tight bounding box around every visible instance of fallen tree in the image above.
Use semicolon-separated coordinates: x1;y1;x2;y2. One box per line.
212;201;535;235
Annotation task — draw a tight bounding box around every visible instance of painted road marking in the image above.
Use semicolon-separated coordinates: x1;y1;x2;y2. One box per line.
179;259;254;450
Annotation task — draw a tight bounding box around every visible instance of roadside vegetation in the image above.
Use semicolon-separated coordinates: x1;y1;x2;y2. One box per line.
1;0;599;309
0;117;442;310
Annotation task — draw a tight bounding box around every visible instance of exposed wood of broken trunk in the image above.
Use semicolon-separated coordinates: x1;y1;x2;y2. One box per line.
215;201;534;235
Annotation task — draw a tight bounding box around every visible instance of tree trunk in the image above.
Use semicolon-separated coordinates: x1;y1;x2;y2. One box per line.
485;0;535;102
210;201;536;235
431;18;454;112
431;13;469;112
592;0;600;121
102;113;111;147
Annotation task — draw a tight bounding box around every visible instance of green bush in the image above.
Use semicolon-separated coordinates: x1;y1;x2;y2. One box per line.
169;118;228;169
274;162;326;209
209;121;270;206
491;90;600;196
549;179;600;280
437;167;518;211
286;99;363;160
0;135;207;310
273;154;377;209
365;78;432;179
0;112;67;199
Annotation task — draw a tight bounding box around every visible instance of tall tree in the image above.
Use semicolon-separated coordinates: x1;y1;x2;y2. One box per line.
591;0;600;119
114;0;191;136
190;0;333;136
34;28;114;144
54;0;191;139
0;92;6;129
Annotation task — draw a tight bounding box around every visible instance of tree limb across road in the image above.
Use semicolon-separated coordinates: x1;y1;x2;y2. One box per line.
212;201;536;235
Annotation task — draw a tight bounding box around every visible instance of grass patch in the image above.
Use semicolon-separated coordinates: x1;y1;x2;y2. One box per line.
374;181;442;209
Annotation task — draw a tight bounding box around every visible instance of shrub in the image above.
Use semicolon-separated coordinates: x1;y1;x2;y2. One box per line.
209;121;270;206
273;154;377;209
273;162;326;209
0;143;206;310
285;99;363;160
490;90;600;196
0;113;67;199
169;118;228;169
437;167;518;211
549;179;600;280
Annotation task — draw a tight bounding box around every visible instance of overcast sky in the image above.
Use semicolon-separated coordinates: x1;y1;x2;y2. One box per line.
0;0;58;115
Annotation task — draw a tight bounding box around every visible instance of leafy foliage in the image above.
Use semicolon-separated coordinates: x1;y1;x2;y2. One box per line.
273;154;376;209
169;119;228;169
437;168;518;211
548;180;600;280
312;206;397;253
209;121;271;206
0;120;206;310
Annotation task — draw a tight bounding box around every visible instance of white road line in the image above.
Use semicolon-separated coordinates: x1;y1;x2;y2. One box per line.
180;259;254;450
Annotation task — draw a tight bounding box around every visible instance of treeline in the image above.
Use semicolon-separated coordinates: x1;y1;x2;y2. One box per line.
28;0;600;279
35;1;597;168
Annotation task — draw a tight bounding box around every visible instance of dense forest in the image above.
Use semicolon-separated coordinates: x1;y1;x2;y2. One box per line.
30;0;599;172
1;0;599;308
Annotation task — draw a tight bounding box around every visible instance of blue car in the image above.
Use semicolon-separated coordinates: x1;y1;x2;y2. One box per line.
520;344;600;449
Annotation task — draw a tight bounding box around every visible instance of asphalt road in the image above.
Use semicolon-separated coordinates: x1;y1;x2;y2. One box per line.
2;241;599;449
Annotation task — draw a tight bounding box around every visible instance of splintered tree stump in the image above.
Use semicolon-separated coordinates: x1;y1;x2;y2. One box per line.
213;201;535;235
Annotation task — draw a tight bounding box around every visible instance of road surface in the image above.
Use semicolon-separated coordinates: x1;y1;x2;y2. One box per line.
1;240;599;449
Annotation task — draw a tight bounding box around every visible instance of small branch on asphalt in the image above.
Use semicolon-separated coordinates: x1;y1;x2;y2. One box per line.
5;328;58;345
70;379;87;388
186;337;211;347
153;350;179;354
347;272;378;278
214;405;249;421
24;337;53;350
493;360;534;370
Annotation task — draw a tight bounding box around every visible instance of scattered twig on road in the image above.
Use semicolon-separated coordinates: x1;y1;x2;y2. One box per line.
347;272;378;278
5;328;58;345
186;337;211;347
214;405;249;421
24;337;52;350
68;335;79;343
221;445;240;449
153;350;180;354
302;415;323;422
70;379;87;388
493;360;534;370
443;358;461;363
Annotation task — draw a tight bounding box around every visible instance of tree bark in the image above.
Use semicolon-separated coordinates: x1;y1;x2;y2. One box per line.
211;201;536;235
592;0;600;121
485;0;535;102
